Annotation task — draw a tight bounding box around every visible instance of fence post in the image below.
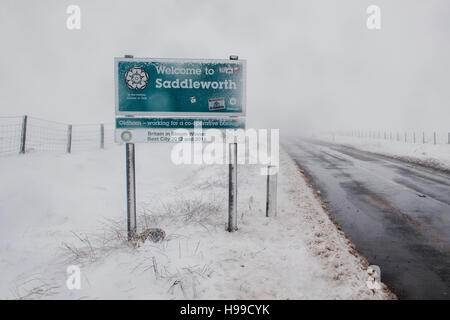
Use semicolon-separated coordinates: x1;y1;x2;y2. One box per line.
448;132;450;144
434;132;436;145
413;132;416;144
423;132;425;144
100;123;105;149
20;115;28;154
266;166;278;217
405;132;407;143
228;142;238;232
67;125;72;153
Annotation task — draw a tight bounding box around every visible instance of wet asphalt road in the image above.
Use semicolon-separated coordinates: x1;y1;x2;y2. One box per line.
286;139;450;299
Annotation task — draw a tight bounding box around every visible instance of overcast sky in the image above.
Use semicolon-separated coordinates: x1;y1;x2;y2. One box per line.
1;0;449;134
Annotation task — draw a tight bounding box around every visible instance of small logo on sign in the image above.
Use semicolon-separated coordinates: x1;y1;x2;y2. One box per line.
125;67;149;90
219;65;240;74
121;131;133;142
208;97;225;111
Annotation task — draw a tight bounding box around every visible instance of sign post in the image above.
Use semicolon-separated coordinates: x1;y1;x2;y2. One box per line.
114;55;246;239
228;142;238;231
126;141;137;240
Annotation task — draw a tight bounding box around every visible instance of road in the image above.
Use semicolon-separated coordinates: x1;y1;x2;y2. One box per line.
286;139;450;299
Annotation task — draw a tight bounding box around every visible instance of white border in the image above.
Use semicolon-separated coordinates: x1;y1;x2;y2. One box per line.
114;57;247;117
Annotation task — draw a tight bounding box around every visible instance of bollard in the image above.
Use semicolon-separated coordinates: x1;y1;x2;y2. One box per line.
266;166;278;217
228;143;238;232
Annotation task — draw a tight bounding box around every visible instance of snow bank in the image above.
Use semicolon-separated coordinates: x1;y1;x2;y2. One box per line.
0;145;392;299
325;136;450;172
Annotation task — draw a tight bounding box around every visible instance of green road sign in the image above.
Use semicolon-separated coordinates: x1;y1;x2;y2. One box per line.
115;58;246;116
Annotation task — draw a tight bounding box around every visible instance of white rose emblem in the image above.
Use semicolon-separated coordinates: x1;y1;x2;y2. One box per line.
125;67;149;90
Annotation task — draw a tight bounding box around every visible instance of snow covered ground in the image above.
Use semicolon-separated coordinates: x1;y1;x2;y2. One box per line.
0;144;392;299
322;135;450;172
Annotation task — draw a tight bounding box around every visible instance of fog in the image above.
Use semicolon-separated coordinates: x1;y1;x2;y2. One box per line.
1;0;449;134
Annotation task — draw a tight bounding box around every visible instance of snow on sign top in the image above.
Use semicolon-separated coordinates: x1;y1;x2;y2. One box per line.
114;58;246;116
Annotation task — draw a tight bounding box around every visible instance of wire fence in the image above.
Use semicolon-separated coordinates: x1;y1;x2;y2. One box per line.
0;116;114;156
331;130;450;145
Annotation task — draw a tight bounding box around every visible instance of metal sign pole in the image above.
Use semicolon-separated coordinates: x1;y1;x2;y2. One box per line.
124;54;137;241
126;142;137;240
227;55;239;232
228;142;238;232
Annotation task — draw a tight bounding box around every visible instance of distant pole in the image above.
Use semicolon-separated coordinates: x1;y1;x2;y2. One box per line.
423;132;425;144
228;142;238;232
266;166;278;217
384;132;386;140
405;132;407;143
448;132;450;144
67;124;72;153
413;132;416;144
100;123;105;149
20;115;28;154
433;132;437;145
